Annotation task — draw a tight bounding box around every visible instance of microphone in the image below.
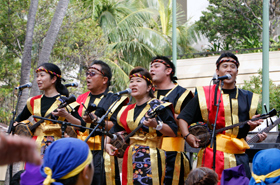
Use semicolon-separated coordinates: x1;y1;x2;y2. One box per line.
114;88;132;96
65;82;78;88
212;74;232;81
15;82;32;90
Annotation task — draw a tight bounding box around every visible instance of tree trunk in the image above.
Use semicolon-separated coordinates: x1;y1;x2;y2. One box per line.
16;0;39;114
31;0;70;96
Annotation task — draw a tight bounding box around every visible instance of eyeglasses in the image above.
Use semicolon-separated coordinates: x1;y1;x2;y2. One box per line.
86;71;97;77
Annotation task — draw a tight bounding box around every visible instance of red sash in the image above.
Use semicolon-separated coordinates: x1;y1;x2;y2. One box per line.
203;85;226;131
28;95;43;122
76;91;90;116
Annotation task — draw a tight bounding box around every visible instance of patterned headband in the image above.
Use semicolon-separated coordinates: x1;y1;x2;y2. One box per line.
129;74;154;85
151;59;171;68
88;66;105;76
151;59;175;75
36;68;65;81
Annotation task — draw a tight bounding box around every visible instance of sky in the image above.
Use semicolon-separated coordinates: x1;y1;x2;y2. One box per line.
187;0;210;51
187;0;209;24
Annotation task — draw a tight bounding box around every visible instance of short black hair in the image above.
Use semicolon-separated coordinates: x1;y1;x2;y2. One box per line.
90;60;112;87
216;52;239;69
150;55;177;83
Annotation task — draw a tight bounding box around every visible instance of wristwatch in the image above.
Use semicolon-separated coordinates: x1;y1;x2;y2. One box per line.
154;120;163;131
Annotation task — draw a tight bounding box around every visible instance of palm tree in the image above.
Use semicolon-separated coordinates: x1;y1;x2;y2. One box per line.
82;0;199;90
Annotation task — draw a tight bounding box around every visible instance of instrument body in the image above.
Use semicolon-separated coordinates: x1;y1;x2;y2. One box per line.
13;96;78;138
110;131;128;158
188;122;211;148
110;104;167;157
14;120;77;138
189;109;277;148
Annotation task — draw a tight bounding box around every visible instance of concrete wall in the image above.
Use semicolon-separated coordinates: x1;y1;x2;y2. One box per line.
176;51;280;92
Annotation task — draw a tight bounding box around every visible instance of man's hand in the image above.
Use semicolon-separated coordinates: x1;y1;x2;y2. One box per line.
248;114;263;131
186;134;201;148
0;132;41;165
82;113;96;123
257;132;267;142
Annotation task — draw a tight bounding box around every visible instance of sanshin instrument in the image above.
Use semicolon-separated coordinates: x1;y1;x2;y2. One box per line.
111;105;167;158
189;108;277;148
14;95;77;138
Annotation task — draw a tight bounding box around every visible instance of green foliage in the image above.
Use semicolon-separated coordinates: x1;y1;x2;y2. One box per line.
241;70;280;114
196;0;262;51
0;0;200;124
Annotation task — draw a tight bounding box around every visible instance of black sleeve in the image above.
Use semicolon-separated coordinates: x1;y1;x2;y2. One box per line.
177;95;203;124
157;106;177;135
109;122;125;134
69;110;87;132
15;105;32;122
180;91;194;112
237;124;250;139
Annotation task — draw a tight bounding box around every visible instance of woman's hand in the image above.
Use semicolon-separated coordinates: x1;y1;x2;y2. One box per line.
105;143;117;156
52;108;70;118
143;117;158;128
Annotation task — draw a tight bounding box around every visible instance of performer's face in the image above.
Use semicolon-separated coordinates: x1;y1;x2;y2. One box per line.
150;62;172;84
86;64;107;91
216;57;238;85
129;75;151;99
36;67;57;91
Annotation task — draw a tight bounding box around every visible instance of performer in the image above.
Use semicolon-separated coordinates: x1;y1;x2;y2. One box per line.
150;56;193;184
178;52;263;180
76;60;128;185
105;67;177;185
15;63;85;184
15;63;84;155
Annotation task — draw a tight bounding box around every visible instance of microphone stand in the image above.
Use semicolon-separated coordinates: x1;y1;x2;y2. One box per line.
33;116;92;137
210;80;224;171
7;90;22;134
7;89;22;185
84;95;122;185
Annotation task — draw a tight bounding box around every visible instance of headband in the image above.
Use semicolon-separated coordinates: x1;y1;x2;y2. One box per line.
88;66;105;76
43;150;93;185
151;59;171;68
129;73;153;85
151;59;175;75
36;68;65;82
252;168;280;183
216;59;239;68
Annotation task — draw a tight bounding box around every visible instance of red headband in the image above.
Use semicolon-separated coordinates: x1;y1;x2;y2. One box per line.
216;59;239;68
151;59;171;68
88;66;105;76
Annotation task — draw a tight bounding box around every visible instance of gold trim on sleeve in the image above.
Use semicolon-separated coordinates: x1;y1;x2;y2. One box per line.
197;86;208;123
250;93;260;119
175;90;191;114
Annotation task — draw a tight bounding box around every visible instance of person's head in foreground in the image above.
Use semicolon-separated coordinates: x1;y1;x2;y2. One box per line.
249;148;280;185
185;167;218;185
40;138;93;185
